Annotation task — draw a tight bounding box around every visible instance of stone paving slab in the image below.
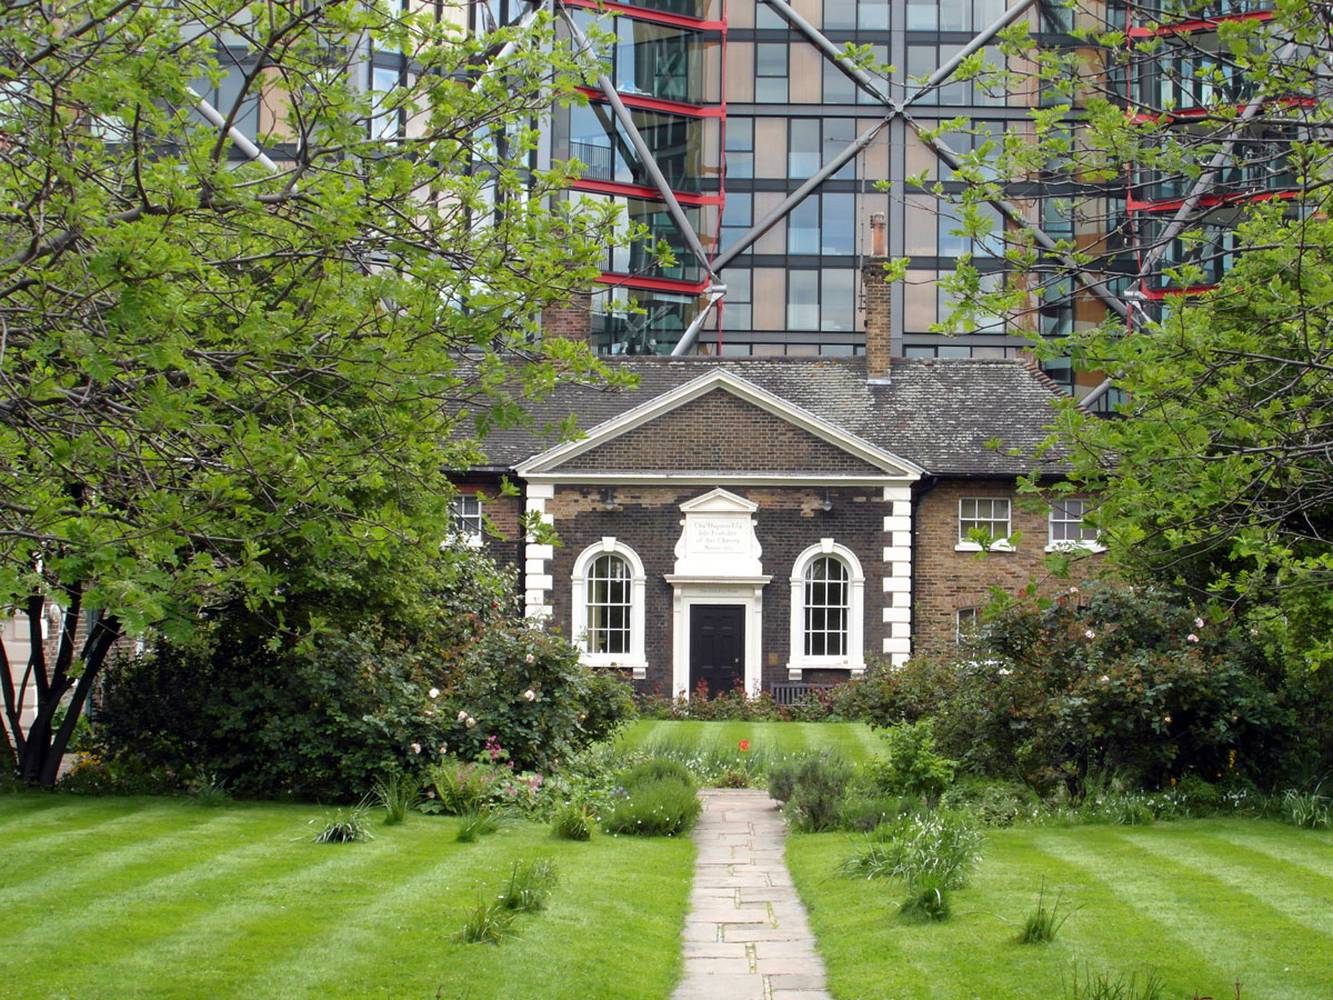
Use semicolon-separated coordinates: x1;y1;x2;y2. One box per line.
671;789;830;1000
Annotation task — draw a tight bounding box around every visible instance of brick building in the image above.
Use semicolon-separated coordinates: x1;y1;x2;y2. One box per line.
452;250;1101;698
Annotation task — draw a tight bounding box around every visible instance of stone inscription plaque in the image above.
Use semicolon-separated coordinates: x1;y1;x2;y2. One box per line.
688;516;748;555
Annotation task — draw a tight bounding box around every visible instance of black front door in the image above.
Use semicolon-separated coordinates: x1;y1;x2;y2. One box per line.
689;604;745;697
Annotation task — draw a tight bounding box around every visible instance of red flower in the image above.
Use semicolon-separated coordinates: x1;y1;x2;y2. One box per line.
738;740;750;752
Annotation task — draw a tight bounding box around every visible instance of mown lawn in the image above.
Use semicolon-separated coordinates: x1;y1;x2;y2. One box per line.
0;793;693;1000
788;818;1333;1000
617;719;884;764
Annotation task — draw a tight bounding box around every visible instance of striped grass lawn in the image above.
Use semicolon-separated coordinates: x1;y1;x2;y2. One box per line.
788;818;1333;1000
616;719;885;764
0;793;692;1000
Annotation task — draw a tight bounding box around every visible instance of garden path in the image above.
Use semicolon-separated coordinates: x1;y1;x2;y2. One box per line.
672;788;831;1000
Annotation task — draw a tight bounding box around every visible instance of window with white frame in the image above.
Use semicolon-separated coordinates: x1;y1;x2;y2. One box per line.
449;495;484;546
1048;498;1101;548
788;540;865;674
571;539;648;675
804;556;849;656
956;607;980;644
585;554;631;655
958;497;1011;547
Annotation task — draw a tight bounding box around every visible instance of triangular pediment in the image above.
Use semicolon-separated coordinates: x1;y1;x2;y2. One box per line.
515;369;923;480
679;488;758;514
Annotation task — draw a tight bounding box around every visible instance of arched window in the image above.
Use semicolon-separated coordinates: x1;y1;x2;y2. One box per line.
585;553;631;654
571;538;648;677
804;556;849;656
788;539;865;676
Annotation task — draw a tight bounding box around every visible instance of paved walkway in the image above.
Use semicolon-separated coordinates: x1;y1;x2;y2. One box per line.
672;788;832;1000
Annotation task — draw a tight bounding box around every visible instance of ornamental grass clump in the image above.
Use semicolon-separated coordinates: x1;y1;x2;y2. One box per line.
373;772;418;826
312;802;373;844
498;858;558;913
551;802;596;841
1280;787;1331;829
841;812;982;922
1016;879;1079;944
455;807;501;843
1064;965;1166;1000
456;897;515;945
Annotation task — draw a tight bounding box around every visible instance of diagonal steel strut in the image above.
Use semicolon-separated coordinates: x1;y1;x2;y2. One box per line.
559;5;713;275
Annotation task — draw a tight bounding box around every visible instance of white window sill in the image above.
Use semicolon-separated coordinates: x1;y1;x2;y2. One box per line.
955;541;1015;553
787;658;865;674
1046;541;1106;553
580;655;647;679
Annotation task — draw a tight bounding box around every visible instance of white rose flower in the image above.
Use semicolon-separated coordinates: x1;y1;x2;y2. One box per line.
523;689;537;702
457;710;468;722
1194;617;1205;629
429;687;440;699
465;716;477;729
410;742;422;754
525;653;536;665
1084;629;1096;639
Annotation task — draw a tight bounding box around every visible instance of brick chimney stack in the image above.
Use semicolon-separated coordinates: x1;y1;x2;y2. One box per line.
542;288;591;342
863;212;892;384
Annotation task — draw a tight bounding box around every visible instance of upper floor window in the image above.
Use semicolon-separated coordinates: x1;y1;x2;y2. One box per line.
1048;498;1104;551
449;495;484;546
571;539;648;675
958;497;1012;550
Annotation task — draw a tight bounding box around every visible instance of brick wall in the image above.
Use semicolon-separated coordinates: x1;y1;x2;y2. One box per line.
559;390;883;474
452;475;524;571
541;291;591;342
912;478;1095;656
546;485;888;694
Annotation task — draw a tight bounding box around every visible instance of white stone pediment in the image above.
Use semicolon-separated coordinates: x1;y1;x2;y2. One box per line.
673;488;764;578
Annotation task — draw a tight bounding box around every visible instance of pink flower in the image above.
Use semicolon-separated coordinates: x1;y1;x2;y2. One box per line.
525;653;535;664
1186;633;1199;644
1194;617;1205;629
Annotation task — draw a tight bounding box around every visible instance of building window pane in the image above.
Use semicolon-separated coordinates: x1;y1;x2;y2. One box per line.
789;197;820;255
959;497;1012;544
822;193;855;255
804;557;849;657
1050;498;1099;544
858;0;889;30
725;117;753;179
821;269;854;331
755;44;788;102
787;270;819;328
449;495;483;545
789;119;821;178
956;607;980;644
586;554;632;654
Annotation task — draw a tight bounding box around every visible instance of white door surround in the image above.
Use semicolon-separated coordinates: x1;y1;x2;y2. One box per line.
665;489;770;698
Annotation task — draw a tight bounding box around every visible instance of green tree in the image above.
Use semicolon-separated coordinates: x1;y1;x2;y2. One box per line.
0;0;623;784
910;0;1332;672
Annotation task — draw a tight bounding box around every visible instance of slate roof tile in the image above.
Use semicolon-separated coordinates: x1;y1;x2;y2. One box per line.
476;356;1071;477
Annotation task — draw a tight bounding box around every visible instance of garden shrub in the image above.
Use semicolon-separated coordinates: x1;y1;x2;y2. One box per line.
904;583;1304;793
602;776;701;836
767;762;798;803
786;754;854;832
938;779;1040;827
95;550;631;800
841;812;983;891
839;792;918;832
55;752;182;796
621;758;695;788
871;720;957;801
551;802;596;841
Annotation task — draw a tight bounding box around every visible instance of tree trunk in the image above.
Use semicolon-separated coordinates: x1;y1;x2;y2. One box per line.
36;616;120;788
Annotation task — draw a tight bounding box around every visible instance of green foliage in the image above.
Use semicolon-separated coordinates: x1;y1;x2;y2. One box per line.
1279;788;1330;830
841;813;983;892
373;772;418;826
602;778;701;837
1016;880;1078;945
911;582;1305;792
839;793;918;833
455;808;501;844
938;779;1040;827
0;0;630;784
429;760;505;816
312;803;373;845
785;755;855;833
456;898;516;945
55;753;181;797
499;859;559;913
189;773;232;808
551;802;596;841
578;672;638;745
897;877;953;924
768;763;799;804
872;721;958;801
1064;966;1166;1000
620;758;695;788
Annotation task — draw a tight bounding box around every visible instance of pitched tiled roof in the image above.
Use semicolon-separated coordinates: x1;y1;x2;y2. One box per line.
476;356;1071;477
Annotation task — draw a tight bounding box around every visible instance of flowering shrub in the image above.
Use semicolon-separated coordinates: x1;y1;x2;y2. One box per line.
920;583;1293;793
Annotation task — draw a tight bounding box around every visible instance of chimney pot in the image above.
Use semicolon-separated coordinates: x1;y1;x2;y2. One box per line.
869;212;886;258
